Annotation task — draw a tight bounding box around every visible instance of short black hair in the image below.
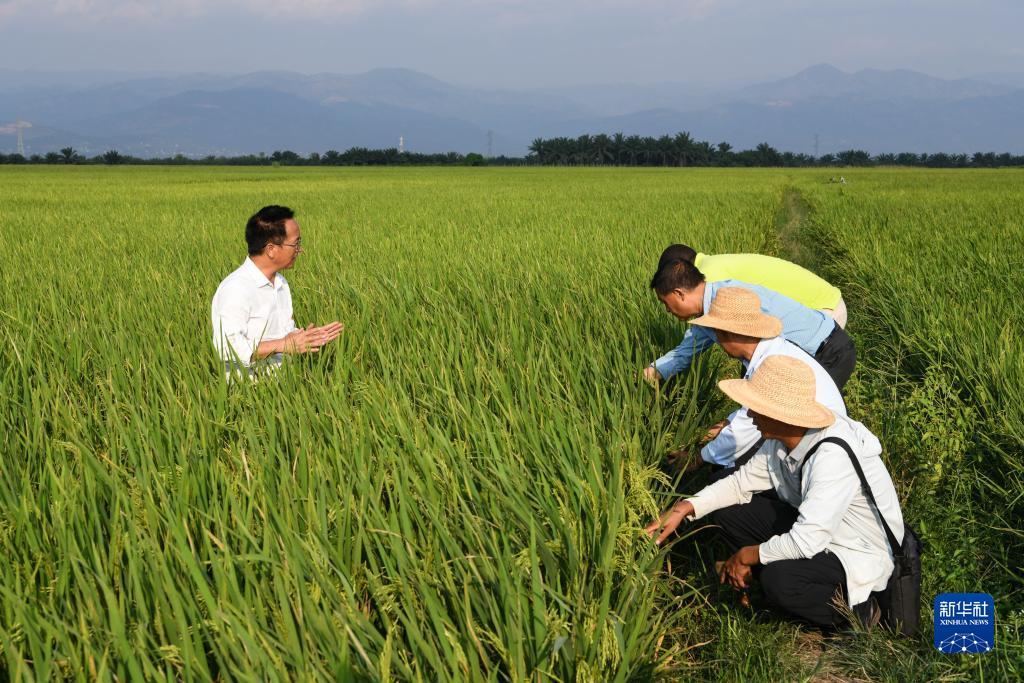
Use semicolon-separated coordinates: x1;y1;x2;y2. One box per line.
658;243;697;270
650;258;705;296
246;205;294;256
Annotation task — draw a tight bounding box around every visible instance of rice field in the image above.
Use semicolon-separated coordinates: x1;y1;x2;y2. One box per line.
1;166;1021;680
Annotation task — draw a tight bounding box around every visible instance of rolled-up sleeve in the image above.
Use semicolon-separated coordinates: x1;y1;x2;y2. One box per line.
759;448;858;563
653;325;717;379
686;449;774;520
212;286;257;367
701;407;763;466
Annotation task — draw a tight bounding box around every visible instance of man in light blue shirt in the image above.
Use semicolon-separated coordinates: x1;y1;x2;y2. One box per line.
643;258;856;391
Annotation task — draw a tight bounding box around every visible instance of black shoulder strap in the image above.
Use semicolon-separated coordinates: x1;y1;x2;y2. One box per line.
799;436;903;557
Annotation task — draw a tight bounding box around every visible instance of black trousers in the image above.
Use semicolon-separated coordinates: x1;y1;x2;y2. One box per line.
710;493;851;628
813;325;857;392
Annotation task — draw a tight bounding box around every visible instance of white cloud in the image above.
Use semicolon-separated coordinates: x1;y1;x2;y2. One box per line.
0;1;27;21
12;0;415;20
220;1;388;18
3;0;725;22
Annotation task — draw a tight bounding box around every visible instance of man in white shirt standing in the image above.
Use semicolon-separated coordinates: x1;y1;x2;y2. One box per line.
211;205;342;378
646;355;905;629
670;287;846;473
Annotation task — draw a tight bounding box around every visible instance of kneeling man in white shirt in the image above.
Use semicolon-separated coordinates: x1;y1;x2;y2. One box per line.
211;205;342;378
647;355;905;629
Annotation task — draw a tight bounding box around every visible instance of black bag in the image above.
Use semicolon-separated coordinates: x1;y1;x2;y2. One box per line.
803;437;923;635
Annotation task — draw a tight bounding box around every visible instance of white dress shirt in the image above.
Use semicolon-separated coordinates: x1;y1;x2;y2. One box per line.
687;413;905;606
702;336;846;466
211;257;296;376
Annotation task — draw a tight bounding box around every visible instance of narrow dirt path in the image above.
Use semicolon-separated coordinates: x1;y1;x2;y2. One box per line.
771;186;862;683
773;187;818;270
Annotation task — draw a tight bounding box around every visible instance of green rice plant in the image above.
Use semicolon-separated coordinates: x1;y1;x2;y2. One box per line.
793;168;1024;679
4;165;1018;680
0;166;783;679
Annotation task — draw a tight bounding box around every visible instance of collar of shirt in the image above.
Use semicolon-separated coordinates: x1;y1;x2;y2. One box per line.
779;427;828;472
702;280;716;314
748;336;774;371
242;257;284;291
743;335;782;378
696;281;722;344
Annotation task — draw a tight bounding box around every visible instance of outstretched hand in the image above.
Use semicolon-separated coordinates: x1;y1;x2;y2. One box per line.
642;366;662;387
644;500;694;546
284;321;344;354
701;419;729;444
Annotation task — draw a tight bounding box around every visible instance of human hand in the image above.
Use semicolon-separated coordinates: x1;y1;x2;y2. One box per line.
283;322;343;354
665;446;690;468
309;321;344;344
665;447;704;475
643;366;662;386
645;500;694;545
701;419;729;444
719;545;759;589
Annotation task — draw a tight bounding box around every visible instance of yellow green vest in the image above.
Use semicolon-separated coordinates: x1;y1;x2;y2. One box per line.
694;253;842;310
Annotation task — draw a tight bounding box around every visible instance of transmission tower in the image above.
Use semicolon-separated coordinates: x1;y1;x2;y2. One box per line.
7;120;31;156
813;133;820;158
398;135;405;153
486;130;493;158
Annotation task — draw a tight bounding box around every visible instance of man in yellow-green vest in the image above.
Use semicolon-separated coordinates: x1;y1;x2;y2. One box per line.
658;244;847;328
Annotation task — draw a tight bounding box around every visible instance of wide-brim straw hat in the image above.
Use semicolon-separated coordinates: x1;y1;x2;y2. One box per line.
719;355;836;428
690;287;782;338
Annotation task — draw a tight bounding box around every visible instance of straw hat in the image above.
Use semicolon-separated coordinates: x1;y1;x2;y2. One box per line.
718;355;835;428
690;287;782;339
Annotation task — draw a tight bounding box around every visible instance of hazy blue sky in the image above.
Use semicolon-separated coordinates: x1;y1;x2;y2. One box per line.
1;1;1022;87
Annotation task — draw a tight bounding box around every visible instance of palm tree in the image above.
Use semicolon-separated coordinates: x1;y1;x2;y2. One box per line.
59;147;80;164
693;141;713;166
755;142;782;166
642;136;658;166
592;134;613;165
656;135;673;166
672;132;694;166
552;137;572;165
528;138;547;164
625;135;642;166
575;135;593;165
611;132;625;165
716;141;733;164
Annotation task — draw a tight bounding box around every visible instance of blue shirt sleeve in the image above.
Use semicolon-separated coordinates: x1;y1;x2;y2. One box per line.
701;407;764;466
653;324;717;379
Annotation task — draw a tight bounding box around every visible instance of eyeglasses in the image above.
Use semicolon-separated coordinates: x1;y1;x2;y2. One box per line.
280;240;303;252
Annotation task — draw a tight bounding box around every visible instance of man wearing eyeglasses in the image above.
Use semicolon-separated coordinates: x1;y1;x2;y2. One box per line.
211;205;343;378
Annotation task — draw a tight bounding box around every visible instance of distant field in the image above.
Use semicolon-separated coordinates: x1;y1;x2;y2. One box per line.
1;167;1020;680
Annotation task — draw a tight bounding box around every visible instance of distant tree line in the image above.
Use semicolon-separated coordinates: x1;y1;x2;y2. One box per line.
527;134;1024;168
0;147;514;167
2;136;1023;168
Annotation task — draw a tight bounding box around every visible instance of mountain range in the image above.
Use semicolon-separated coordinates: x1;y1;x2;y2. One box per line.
2;64;1022;157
